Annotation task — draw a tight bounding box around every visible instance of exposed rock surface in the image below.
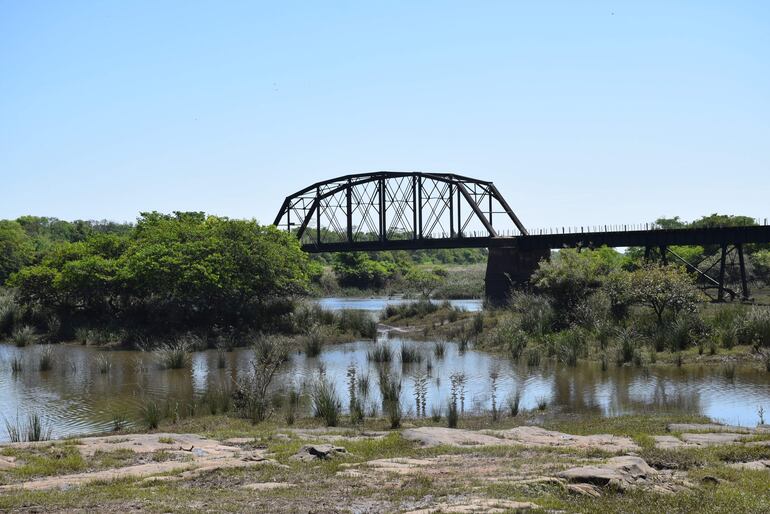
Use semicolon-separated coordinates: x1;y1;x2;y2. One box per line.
679;432;751;445
403;498;539;513
0;433;272;491
402;426;639;453
0;455;16;470
728;460;770;470
557;456;656;490
290;444;347;462
668;423;753;434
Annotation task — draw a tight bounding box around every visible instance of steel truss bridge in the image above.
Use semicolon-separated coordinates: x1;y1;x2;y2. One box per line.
275;172;770;302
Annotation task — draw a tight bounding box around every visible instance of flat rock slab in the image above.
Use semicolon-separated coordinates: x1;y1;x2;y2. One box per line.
653;435;694;450
241;482;295;490
402;426;638;453
0;433;272;491
499;426;640;453
668;423;753;434
558;456;656;488
679;432;750;445
403;498;538;513
0;456;16;470
402;427;507;447
728;460;770;470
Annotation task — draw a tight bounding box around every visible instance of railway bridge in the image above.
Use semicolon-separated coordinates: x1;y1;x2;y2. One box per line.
274;172;770;304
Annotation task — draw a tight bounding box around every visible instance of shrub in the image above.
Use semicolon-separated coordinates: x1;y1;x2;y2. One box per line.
509;291;554;336
447;400;459;428
312;376;341;427
737;307;770;347
430;405;442;422
337;309;377;339
233;335;290;423
0;291;21;336
433;341;446;358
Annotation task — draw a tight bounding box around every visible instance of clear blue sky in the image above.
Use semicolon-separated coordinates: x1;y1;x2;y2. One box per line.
1;1;768;230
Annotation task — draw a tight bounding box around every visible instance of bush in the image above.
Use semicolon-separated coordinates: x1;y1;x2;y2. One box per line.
737;307;770;347
336;309;377;339
233;335;290;423
399;343;422;364
509;291;554;336
304;324;326;357
140;400;161;429
38;345;54;371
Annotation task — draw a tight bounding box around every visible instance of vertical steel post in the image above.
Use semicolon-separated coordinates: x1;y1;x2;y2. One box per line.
644;246;651;261
457;184;462;237
379;178;386;242
659;245;668;265
412;175;417;240
448;183;454;238
417;175;423;239
346;180;353;243
316;186;321;245
717;244;728;301
737;243;750;300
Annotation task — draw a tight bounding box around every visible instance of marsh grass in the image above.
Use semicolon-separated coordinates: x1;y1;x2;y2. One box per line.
722;362;737;382
311;376;341;427
378;369;402;429
304;324;326;357
399;343;422;364
336;309;377;339
3;413;52;442
154;340;192;370
96;354;112;374
216;348;227;369
433;340;446;358
536;396;548;411
38;346;54;371
367;343;393;363
11;326;36;347
10;355;22;374
140;400;162;429
506;390;521;417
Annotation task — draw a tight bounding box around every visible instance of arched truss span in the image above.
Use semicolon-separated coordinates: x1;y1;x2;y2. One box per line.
273;171;527;251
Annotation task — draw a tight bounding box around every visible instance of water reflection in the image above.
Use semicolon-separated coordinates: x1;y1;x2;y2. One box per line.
315;297;483;313
2;338;770;441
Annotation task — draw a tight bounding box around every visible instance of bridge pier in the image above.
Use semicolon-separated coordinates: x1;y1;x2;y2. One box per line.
485;247;550;305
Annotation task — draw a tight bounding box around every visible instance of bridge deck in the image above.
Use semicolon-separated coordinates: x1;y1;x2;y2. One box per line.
302;225;770;252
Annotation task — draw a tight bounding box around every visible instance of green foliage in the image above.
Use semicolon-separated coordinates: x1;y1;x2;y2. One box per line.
737;307;770;348
8;212;311;338
629;264;702;324
751;250;770;283
0;221;34;285
532;247;626;323
404;267;447;297
233;335;290;423
332;252;398;289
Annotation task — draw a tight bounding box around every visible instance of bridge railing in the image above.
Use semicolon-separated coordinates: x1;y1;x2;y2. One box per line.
520;217;769;238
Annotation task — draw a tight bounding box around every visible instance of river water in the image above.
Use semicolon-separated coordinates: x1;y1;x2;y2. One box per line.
1;297;769;441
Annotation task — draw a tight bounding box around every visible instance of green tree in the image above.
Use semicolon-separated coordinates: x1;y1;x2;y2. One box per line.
405;267;447;297
628;264;702;325
0;220;34;284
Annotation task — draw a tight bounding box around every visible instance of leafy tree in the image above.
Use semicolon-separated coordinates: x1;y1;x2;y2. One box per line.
532;247;626;322
332;252;398;289
405;267;447;297
751;250;770;283
0;221;34;284
628;264;702;325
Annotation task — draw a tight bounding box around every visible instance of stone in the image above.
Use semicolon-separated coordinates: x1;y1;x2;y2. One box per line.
401;426;639;453
566;483;602;497
668;423;752;434
557;456;655;489
290;444;347;462
241;482;295;490
403;498;538;513
727;460;770;470
402;427;507;448
0;456;16;470
653;435;692;450
679;432;750;445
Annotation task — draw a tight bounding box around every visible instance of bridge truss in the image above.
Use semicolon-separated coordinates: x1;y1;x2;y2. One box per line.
273;172;528;250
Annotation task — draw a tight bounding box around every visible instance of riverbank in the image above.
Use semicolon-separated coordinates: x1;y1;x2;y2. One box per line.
2;411;770;512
